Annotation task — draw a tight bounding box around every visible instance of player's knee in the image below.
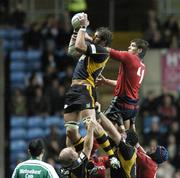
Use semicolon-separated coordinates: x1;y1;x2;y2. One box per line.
65;121;79;137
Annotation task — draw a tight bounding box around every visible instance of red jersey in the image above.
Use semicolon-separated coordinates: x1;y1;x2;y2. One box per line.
110;49;146;100
89;155;109;178
137;146;158;178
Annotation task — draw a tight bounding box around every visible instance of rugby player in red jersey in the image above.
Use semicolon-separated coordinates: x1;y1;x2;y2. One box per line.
96;39;149;132
136;141;168;178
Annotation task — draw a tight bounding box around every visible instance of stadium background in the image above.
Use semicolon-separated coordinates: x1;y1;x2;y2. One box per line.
0;0;180;177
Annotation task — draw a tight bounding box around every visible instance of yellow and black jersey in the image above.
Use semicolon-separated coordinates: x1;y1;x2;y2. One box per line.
111;141;137;178
71;152;88;178
72;43;109;87
59;152;89;178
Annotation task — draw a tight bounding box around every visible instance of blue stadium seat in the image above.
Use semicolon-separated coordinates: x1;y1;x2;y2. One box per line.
11;83;26;90
11;40;23;50
10;116;27;128
27;128;44;140
10;71;26;85
10;152;27;164
10;140;27;152
27;61;41;72
3;40;12;51
45;116;61;127
26;50;42;71
10;128;27;140
10;51;26;61
27;50;42;61
45;127;66;137
3;40;23;51
58;117;65;129
59;127;66;136
10;61;26;72
0;29;9;39
27;116;44;128
9;29;24;40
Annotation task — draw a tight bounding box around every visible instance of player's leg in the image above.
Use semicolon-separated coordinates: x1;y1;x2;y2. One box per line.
104;98;126;133
64;85;90;146
64;111;81;146
123;108;138;131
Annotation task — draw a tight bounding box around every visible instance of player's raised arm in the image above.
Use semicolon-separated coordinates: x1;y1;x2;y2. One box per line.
68;12;90;58
68;29;81;57
75;13;89;54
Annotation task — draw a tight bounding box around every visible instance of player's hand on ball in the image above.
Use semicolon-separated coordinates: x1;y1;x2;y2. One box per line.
79;13;89;28
71;12;89;30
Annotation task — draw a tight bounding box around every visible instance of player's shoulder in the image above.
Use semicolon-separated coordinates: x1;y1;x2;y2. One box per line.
87;43;107;54
14;160;27;169
27;159;55;171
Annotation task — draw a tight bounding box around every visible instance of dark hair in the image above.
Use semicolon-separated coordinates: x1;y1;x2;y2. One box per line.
28;139;44;157
126;129;139;147
96;27;112;46
131;38;149;58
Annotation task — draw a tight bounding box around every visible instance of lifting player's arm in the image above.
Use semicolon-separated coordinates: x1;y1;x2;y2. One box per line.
95;102;121;145
68;29;81;57
75;13;89;54
82;119;95;159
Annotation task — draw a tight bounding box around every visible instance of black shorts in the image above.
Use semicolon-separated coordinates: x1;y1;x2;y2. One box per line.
104;96;139;126
64;85;97;113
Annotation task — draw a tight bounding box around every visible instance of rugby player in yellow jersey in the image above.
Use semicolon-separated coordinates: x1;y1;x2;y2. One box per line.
64;13;119;168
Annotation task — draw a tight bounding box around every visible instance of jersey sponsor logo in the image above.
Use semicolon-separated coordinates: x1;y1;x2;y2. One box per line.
25;174;33;178
19;169;41;174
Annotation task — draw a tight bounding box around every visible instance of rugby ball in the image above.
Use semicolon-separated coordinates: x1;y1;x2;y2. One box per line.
71;13;83;30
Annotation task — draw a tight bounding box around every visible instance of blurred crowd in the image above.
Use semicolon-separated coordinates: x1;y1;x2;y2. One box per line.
143;10;180;49
139;89;180;178
1;2;180;178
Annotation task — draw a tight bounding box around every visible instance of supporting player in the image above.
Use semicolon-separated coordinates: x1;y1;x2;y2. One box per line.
96;101;168;178
59;118;95;178
95;102;137;178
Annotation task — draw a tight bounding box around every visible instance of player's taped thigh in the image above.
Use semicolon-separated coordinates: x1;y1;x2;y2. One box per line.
64;121;80;132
